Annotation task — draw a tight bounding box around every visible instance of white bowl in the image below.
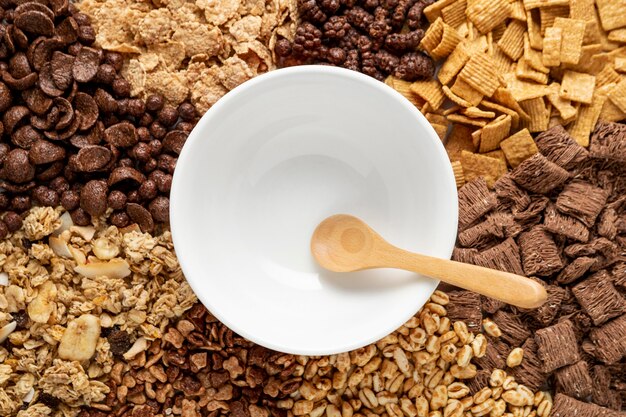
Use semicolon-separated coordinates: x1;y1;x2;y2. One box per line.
171;66;458;355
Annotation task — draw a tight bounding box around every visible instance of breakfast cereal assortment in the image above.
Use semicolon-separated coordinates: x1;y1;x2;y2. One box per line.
0;0;625;415
76;0;298;112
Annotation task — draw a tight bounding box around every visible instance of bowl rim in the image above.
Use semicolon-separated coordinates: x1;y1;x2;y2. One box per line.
170;65;459;354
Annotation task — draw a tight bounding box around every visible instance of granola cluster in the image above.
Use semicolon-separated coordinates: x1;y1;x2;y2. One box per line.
0;208;196;416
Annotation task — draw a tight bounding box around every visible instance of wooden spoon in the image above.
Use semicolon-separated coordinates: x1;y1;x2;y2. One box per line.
311;214;547;309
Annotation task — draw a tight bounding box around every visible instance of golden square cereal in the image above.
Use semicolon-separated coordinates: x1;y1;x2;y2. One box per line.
490;45;515;73
569;0;594;20
583;19;602;45
443;85;475;107
516;58;549;84
608;79;626;113
432;123;449;140
451;160;466;188
503;72;550;101
492;23;508;43
499;128;539;167
420;18;445;55
563;44;604;73
460;150;508;187
522;0;569;10
410;79;446;110
441;0;467;28
450;78;485;105
547;83;578;120
599;98;626;122
607;46;626;59
510;1;527;21
493;86;532;119
523;35;549;73
445;123;477;160
553;18;587;64
543;26;562;67
426;112;448;125
497;20;526;60
478;114;512;152
560;71;596;104
608;28;626;43
526;9;543;50
615;57;626;73
432;24;464;59
438;42;471;84
520;97;549;132
424;0;457;22
472;128;482;148
462;107;497;118
595;0;626;31
466;0;512;34
443;105;462;115
387;76;426;107
596;65;622;87
483;149;507;164
539;6;569;35
568;85;612;145
458;53;501;96
467;35;489;54
480;99;521;128
447;114;490;127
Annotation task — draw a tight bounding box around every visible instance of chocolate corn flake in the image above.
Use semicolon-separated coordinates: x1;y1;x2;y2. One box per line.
518;226;563;276
556;180;609;227
535;319;580;373
590;121;626;162
491;310;530;346
457;177;497;230
557;257;596;285
555;360;594;399
534;125;589;170
572;271;626;326
446;290;483;333
543;203;590;242
510;153;570;194
551;393;621;417
589;314;626;364
474;237;525;276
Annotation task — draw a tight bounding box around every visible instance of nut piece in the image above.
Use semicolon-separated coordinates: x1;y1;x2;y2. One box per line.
0;321;17;343
92;237;120;260
506;348;524;367
27;281;57;323
58;314;101;361
74;258;131;279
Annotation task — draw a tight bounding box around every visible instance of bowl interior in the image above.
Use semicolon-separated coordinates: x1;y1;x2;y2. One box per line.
171;66;458;355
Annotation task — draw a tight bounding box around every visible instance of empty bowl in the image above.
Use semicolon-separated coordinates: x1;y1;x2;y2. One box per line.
170;66;458;355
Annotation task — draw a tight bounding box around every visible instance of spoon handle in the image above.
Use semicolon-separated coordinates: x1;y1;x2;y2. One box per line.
380;247;547;309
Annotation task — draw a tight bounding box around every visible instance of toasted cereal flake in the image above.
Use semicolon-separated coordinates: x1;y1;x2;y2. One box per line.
553;18;586;65
172;22;224;57
608;79;626;113
451;78;485;105
438;42;471;84
608;28;626;43
560;71;596;104
500;129;537;167
451;161;466;188
445;124;477;160
216;56;255;90
478;114;512;152
595;0;626;31
137;9;179;45
461;150;508;187
229;15;263;42
196;0;241;26
503;73;549;101
568;86;611;146
424;0;457;22
539;6;569;35
458;53;501;96
466;0;512;34
149;41;187;70
441;0;467;28
410;79;445;109
145;70;189;104
547;83;578;120
542;26;562;67
520;97;549;132
497;20;525;60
